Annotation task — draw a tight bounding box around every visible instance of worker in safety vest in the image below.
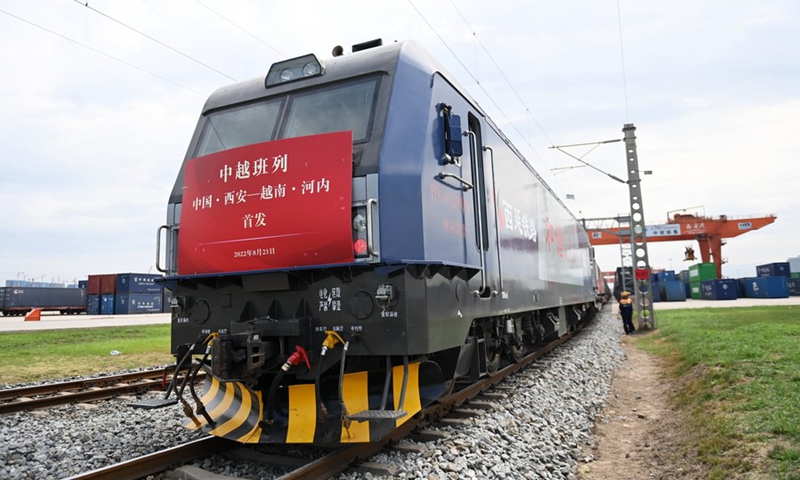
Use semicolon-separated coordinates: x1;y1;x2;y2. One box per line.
618;291;635;334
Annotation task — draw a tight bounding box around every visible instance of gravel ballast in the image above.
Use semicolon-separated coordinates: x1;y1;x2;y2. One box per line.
0;306;625;479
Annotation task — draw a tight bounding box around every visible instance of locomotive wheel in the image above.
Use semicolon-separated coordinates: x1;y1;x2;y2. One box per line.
506;345;525;364
485;348;500;375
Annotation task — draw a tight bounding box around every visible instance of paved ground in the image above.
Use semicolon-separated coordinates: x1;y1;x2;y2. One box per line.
0;311;171;332
2;296;798;333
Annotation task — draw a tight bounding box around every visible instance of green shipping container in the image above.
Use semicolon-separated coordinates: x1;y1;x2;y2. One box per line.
689;263;717;282
792;272;800;278
690;283;703;299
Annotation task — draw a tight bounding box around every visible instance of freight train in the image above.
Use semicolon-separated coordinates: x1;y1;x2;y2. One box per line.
0;287;86;316
145;39;609;444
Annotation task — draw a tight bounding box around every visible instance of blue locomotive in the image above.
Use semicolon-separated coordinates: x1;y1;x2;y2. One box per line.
151;39;605;444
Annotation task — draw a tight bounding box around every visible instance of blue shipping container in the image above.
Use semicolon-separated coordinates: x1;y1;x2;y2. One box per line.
100;294;115;314
652;283;662;302
87;294;100;314
657;270;677;282
116;273;164;295
756;262;791;278
787;278;800;296
736;278;747;298
701;279;738;300
116;294;163;314
663;280;687;302
742;277;789;298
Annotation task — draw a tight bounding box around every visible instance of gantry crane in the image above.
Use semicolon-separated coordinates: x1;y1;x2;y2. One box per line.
584;212;777;278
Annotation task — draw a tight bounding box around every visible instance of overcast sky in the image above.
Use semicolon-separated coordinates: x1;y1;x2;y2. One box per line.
1;0;797;284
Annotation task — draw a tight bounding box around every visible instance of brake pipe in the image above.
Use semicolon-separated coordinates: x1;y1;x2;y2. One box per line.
338;340;352;436
265;346;310;424
315;331;346;421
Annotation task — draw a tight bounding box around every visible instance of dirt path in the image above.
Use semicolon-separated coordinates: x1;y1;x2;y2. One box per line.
576;335;708;480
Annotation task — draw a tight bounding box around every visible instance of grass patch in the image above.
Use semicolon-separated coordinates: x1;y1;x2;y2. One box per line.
0;325;173;384
636;305;800;478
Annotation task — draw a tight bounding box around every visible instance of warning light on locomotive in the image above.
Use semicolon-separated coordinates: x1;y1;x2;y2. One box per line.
354;238;368;255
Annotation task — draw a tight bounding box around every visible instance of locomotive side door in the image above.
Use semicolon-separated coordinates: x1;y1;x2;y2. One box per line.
464;113;500;299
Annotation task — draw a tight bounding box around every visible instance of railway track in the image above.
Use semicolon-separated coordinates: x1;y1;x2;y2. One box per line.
0;369;199;414
63;323;584;480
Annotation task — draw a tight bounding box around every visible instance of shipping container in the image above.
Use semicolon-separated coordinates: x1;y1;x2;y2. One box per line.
793;272;800;278
690;283;702;299
689;263;717;282
663;280;687;302
677;270;691;283
87;294;100;315
736;278;746;298
78;280;88;289
701;279;738;300
100;274;118;295
657;270;676;282
116;294;164;314
0;287;87;315
100;294;115;314
87;275;102;295
651;283;662;302
787;278;800;296
116;273;164;295
756;262;791;278
742;277;789;299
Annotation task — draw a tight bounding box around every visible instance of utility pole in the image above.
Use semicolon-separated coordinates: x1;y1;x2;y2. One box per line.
550;123;656;330
622;124;655;329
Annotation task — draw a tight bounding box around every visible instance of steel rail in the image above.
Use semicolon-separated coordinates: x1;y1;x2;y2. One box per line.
276;322;587;480
64;436;231;480
1;370;203;414
0;370;171;401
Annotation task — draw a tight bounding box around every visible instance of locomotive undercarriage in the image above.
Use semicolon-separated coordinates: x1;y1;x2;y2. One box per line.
143;267;596;444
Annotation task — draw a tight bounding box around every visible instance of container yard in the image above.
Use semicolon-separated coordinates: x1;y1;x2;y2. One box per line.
2;273;169;317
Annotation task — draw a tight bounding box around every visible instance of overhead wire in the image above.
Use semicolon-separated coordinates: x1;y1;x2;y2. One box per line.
71;0;237;82
408;0;575;198
192;0;286;59
0;7;206;97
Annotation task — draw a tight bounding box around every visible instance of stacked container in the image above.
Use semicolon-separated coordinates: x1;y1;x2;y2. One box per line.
115;273;164;314
86;274;102;314
756;262;791;278
100;274;117;314
689;263;717;299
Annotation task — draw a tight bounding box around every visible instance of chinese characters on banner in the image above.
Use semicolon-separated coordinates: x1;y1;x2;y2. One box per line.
178;131;354;275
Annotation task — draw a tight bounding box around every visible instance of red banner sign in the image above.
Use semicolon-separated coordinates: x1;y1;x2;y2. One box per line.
178;132;354;275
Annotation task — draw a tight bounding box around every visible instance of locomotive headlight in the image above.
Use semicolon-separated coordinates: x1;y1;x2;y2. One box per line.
265;53;324;87
279;68;294;82
302;62;320;77
352;213;366;232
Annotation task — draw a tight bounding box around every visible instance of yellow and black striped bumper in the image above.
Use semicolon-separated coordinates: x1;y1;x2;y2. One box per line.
184;361;443;443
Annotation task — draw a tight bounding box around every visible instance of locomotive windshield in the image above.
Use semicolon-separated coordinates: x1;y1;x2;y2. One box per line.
193;76;379;159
